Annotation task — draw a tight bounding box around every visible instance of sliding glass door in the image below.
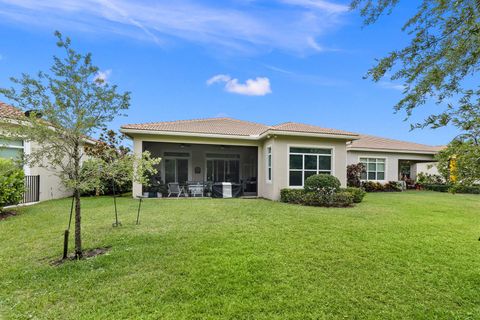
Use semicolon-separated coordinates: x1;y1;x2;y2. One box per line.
206;154;240;183
164;158;189;184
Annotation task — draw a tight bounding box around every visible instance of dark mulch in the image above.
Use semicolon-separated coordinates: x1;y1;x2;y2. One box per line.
0;210;18;221
50;246;111;266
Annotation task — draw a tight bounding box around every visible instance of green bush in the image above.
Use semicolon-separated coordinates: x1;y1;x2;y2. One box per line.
0;158;25;209
362;181;385;192
423;183;480;194
281;188;354;207
362;181;402;192
280;189;305;204
342;187;366;203
450;185;480;194
303;191;353;207
385;181;403;192
304;174;341;192
422;184;450;192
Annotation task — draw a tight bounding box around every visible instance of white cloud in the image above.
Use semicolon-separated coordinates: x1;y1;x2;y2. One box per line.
280;0;349;13
378;81;405;91
93;69;112;84
207;74;272;96
0;0;348;55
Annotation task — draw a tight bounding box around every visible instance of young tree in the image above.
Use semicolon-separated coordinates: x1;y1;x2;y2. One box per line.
0;32;130;258
85;128;131;195
84;129;160;225
351;1;480;131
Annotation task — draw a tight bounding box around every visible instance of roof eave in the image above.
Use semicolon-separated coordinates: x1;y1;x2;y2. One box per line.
119;128;261;140
260;129;359;140
347;146;439;155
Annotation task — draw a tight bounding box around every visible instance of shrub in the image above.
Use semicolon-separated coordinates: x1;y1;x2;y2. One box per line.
422;184;450;192
422;184;480;194
385;181;403;192
347;163;366;187
0;158;25;210
362;181;385;192
304;174;341;193
303;191;353;207
416;172;444;185
450;185;480;194
280;188;305;204
343;187;366;203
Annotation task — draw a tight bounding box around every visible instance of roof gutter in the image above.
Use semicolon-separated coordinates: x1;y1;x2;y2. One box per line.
347;147;439;155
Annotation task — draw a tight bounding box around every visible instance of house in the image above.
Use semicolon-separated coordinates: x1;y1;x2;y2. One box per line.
120;117;442;200
0;102;94;203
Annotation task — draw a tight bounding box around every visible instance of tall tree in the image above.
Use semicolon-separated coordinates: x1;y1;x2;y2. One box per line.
351;0;480;131
0;31;130;258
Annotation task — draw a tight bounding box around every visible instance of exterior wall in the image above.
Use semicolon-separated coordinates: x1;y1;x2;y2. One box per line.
267;136;349;200
1;124;72;202
346;150;436;182
415;162;439;178
258;137;275;200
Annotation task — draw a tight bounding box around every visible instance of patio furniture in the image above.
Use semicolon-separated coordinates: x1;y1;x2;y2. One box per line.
167;183;185;197
212;182;242;198
187;182;204;197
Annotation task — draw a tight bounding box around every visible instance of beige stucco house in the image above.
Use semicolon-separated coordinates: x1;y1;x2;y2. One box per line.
0;102;94;203
121;118;442;200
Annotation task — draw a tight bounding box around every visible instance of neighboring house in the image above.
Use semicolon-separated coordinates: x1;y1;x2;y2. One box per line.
0;102;94;203
120;117;443;200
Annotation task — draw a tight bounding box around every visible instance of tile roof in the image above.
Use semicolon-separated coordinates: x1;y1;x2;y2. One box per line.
0;102;24;119
271;122;357;136
122;118;357;137
348;134;443;153
122;118;268;136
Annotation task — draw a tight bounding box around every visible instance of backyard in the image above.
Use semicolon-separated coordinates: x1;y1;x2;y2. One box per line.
0;191;479;319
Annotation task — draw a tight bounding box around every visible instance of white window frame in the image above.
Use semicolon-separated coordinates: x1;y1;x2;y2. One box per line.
287;144;335;188
266;145;272;183
359;157;387;181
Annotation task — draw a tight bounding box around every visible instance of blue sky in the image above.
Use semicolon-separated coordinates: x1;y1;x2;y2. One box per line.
0;0;458;145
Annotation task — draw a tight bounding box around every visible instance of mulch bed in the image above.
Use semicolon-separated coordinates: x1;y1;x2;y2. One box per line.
50;246;111;266
0;211;18;221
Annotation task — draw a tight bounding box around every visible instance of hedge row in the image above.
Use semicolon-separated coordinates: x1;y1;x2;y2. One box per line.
422;184;480;194
361;181;403;192
280;187;366;207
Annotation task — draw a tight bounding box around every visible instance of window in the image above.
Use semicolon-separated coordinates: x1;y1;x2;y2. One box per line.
266;146;272;182
206;154;240;183
0;138;24;160
289;147;332;187
360;158;385;180
163;151;190;184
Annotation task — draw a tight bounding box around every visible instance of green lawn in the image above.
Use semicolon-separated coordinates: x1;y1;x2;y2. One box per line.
1;192;479;319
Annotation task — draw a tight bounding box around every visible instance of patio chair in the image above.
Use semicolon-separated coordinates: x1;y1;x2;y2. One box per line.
167;183;184;197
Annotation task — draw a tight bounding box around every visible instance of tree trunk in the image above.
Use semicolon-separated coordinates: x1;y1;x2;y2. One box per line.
73;141;82;259
74;188;82;259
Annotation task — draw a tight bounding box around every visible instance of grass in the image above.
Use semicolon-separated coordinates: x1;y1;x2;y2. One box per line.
0;192;479;319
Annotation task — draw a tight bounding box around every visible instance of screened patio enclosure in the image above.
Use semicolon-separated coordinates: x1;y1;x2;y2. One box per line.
143;141;258;196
